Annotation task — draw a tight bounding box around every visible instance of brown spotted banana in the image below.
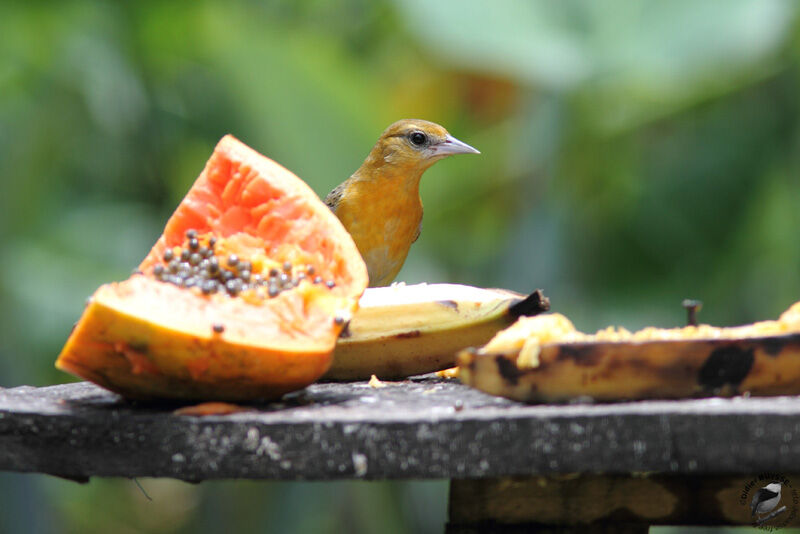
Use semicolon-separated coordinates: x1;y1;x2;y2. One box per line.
458;303;800;402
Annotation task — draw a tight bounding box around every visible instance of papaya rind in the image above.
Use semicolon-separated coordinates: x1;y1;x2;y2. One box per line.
57;278;337;401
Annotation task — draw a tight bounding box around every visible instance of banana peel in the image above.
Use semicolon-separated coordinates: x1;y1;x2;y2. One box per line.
324;283;549;380
459;303;800;402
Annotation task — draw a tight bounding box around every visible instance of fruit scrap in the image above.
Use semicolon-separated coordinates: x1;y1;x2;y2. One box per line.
173;402;253;416
459;301;800;403
435;367;460;379
368;374;385;388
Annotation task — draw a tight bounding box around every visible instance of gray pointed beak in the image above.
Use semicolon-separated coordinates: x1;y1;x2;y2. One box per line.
431;134;480;156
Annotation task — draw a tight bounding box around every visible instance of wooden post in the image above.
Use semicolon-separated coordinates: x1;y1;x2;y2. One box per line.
447;474;800;532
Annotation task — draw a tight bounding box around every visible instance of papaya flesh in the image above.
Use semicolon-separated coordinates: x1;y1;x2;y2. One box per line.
56;135;368;401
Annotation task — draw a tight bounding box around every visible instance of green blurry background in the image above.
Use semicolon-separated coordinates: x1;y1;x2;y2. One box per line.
2;0;800;532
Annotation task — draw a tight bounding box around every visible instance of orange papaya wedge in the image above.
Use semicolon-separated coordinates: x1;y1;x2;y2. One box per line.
56;135;368;401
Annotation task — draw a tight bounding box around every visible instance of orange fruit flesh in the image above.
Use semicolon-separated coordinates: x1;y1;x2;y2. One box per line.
140;135;362;297
56;135;368;401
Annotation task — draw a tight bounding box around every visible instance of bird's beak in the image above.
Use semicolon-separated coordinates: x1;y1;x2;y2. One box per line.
431;134;480;157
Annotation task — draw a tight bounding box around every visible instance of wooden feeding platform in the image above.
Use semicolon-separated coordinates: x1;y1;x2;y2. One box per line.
2;376;800;532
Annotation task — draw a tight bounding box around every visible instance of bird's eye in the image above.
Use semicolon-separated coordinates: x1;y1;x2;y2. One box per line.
409;131;427;146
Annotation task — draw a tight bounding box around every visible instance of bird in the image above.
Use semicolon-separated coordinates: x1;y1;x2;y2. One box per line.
751;482;782;517
325;119;479;287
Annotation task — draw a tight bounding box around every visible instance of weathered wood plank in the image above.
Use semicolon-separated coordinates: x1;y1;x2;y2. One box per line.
1;378;800;481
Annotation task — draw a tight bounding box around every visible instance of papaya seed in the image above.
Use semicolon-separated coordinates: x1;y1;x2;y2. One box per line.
163;249;174;262
186;229;198;239
154;235;316;303
326;280;336;289
225;279;242;296
212;323;225;334
201;280;217;295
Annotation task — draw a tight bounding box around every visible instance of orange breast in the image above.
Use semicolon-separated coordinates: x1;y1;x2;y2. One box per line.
334;177;422;287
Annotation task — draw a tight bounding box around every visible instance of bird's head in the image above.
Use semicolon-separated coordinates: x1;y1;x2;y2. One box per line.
766;482;783;494
364;119;479;175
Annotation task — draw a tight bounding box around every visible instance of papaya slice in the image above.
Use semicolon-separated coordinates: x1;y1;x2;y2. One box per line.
56;135;368;401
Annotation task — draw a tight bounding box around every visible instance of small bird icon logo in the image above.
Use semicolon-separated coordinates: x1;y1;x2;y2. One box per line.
325;119;479;287
751;482;782;517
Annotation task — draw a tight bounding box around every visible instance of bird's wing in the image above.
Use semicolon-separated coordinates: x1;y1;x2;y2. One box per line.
324;182;347;212
761;489;779;501
751;488;779;515
412;220;422;243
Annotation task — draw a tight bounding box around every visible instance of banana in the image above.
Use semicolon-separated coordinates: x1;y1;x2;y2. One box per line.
459;302;800;403
323;283;549;380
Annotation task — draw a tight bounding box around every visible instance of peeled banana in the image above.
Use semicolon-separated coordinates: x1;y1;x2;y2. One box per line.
459;301;800;402
324;283;549;380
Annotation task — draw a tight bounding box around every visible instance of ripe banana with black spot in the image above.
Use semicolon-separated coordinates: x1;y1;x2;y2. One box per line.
458;301;800;403
324;283;549;380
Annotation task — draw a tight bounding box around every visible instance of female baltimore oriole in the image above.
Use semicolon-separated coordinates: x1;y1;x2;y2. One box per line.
325;119;479;287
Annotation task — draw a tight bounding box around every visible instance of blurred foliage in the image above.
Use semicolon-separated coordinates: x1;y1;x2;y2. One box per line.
2;0;800;532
